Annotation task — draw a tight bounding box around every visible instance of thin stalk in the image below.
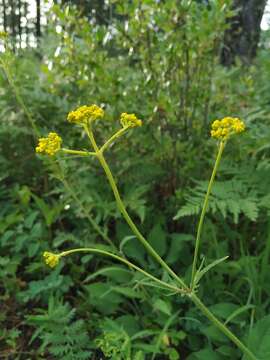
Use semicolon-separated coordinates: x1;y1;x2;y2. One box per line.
191;141;225;288
60;247;184;294
83;126;257;359
62;148;96;156
84;124;187;289
100;127;128;153
5;54;254;357
190;294;257;360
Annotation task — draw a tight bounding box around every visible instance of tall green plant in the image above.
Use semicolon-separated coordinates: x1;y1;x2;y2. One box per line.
38;105;255;359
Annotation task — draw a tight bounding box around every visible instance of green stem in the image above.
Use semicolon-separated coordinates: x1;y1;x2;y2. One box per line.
83;126;258;359
100;127;128;154
191;141;225;288
60;247;184;294
190;293;257;360
62;148;96;156
85;124;187;289
65;127;256;359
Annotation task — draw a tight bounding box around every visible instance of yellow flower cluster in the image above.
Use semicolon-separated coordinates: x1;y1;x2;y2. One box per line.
0;31;8;39
120;113;142;128
211;117;245;140
36;132;62;156
43;251;60;268
67;105;104;124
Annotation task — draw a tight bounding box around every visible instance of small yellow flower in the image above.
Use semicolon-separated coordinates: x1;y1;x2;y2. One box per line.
0;31;8;39
43;251;60;268
120;113;142;128
36;132;62;156
211;120;220;130
211;117;245;140
67;105;104;125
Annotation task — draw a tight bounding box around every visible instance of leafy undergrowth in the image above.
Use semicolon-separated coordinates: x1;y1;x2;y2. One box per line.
1;2;270;359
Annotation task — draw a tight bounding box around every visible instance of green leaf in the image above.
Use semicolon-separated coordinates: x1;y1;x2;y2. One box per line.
84;283;123;314
115;315;140;336
224;304;255;325
166;233;194;264
112;286;142;299
245;315;270;360
32;194;63;227
209;303;239;321
187;348;223;360
153;299;172;316
148;224;167;257
84;266;132;283
24;211;39;229
120;235;147;267
201;325;228;344
194;256;229;285
216;345;238;357
134;351;145;360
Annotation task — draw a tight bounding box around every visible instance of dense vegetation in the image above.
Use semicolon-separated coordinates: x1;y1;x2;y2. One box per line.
1;1;270;359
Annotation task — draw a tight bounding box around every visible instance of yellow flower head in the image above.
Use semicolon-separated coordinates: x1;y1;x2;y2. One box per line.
0;31;8;39
120;113;142;128
36;132;62;156
43;251;60;268
67;105;104;125
211;117;245;140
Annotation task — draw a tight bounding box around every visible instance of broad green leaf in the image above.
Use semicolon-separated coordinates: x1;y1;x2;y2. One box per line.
148;224;167;257
245;315;270;360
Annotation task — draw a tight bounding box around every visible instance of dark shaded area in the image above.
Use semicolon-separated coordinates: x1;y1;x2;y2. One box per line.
221;0;267;65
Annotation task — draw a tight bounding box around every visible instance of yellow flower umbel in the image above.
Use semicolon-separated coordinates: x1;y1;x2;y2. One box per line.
120;113;142;128
36;132;62;156
67;105;104;125
211;117;245;141
0;31;8;39
43;251;60;268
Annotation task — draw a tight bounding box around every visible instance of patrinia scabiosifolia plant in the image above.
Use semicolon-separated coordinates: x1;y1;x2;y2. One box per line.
36;106;256;359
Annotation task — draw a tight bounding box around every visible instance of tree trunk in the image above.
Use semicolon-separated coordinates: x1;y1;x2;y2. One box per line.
18;0;22;48
221;0;267;65
36;0;41;40
2;0;7;32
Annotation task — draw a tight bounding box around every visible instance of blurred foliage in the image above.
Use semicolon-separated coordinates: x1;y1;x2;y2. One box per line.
1;1;270;359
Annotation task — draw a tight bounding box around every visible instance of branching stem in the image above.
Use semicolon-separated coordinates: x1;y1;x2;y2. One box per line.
82;127;256;359
60;247;185;294
191;141;225;288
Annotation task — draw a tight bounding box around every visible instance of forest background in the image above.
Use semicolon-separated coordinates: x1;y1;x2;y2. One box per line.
1;0;270;359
